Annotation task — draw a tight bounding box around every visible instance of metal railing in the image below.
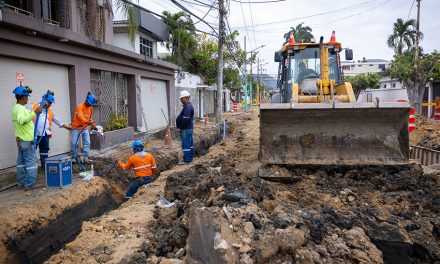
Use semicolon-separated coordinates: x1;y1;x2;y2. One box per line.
42;17;59;26
410;145;440;166
2;3;33;17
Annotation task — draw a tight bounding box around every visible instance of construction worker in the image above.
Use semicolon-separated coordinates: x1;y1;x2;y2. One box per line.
176;90;194;165
115;140;157;200
32;91;71;169
11;86;43;190
297;61;318;83
71;92;97;163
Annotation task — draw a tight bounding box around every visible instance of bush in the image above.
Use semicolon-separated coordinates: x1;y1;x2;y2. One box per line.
104;114;128;132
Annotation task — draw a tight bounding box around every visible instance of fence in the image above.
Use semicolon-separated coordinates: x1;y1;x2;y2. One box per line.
410;145;440;166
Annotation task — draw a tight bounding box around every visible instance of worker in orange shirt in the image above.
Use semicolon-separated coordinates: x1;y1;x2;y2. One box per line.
115;140;157;200
70;92;97;163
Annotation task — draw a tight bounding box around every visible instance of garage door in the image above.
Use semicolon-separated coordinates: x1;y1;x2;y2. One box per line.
0;57;71;169
140;78;168;131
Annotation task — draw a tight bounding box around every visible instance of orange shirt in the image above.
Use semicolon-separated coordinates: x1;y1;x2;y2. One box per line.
71;102;95;129
117;152;157;177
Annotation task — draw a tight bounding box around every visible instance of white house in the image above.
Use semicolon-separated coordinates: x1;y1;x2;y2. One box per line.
341;58;390;77
358;77;408;103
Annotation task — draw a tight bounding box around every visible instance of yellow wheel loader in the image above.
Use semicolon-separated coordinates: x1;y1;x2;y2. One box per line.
259;33;410;167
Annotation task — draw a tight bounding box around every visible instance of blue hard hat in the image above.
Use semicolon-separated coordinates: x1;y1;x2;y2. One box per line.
12;86;32;96
131;140;144;151
42;93;55;103
86;92;97;106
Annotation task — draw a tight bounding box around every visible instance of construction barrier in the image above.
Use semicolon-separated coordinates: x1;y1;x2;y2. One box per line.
435;98;440;120
233;102;239;112
409;107;416;132
397;100;416;132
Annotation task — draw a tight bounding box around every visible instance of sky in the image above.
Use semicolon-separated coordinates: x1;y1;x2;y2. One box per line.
120;0;439;74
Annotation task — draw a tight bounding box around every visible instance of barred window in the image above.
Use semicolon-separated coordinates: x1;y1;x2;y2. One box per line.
140;37;153;57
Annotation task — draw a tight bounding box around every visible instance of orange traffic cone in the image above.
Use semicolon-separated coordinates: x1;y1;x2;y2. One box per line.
329;31;336;42
164;125;172;147
289;32;296;45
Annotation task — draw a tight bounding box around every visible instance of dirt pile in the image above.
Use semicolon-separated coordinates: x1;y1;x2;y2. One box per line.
410;115;440;149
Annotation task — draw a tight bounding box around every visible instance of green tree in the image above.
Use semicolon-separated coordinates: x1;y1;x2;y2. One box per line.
387;18;422;55
391;50;440;112
114;0;137;42
161;11;198;70
345;73;381;98
284;22;314;43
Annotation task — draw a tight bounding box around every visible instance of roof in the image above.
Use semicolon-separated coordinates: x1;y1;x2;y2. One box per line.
341;59;390;64
113;9;169;42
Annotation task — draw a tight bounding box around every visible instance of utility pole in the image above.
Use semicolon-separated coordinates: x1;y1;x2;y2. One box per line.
250;51;253;106
244;36;248;112
414;0;421;112
215;0;225;123
256;57;260;104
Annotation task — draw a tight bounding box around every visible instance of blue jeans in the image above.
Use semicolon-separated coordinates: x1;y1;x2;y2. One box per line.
180;129;194;163
16;141;38;188
36;135;50;167
71;129;90;158
125;177;155;199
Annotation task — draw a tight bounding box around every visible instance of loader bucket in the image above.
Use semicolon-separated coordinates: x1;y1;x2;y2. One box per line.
259;102;410;166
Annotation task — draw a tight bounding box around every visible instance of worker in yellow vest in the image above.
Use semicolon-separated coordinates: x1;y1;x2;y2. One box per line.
32;91;71;168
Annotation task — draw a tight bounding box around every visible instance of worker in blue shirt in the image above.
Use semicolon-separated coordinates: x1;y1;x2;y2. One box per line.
176;90;194;165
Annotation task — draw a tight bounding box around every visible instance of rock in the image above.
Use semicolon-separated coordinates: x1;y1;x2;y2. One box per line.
239;245;251;254
257;228;305;261
90;244;106;255
242;237;252;245
160;259;184;264
175;248;185;258
96;254;112;263
232;243;243;248
249;214;262;229
244;222;255;235
240;253;254;264
295;249;314;264
373;208;391;222
347;196;356;202
224;190;251;202
343;227;383;263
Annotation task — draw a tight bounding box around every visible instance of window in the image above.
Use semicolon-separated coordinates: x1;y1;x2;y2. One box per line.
392;83;396;88
342;65;350;71
358;65;362;67
383;84;387;88
140;37;153;57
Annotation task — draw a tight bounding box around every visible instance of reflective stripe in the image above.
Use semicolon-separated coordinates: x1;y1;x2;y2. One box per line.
76;113;90;117
17;165;26;168
183;149;191;151
152;166;157;168
39;152;49;155
409;115;416;118
408;124;416;127
183;116;190;119
26;166;38;170
133;164;151;170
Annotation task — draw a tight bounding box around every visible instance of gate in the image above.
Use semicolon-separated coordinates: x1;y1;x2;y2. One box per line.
90;70;128;127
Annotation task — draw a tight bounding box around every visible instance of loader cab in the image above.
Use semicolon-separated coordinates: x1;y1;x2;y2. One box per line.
274;43;347;103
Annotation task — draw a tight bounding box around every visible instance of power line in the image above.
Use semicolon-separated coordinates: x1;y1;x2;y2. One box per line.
233;0;385;29
239;0;253;50
248;0;257;47
232;0;286;3
407;0;416;19
193;0;218;25
118;0;218;36
171;0;219;35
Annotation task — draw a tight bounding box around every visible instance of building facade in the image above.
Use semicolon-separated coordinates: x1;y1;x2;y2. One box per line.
341;58;390;77
0;0;177;169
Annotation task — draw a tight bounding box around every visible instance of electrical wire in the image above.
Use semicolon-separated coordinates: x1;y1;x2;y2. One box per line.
118;0;218;36
233;0;385;29
193;0;217;25
171;0;219;35
239;0;253;50
231;0;286;3
407;0;416;19
248;0;257;47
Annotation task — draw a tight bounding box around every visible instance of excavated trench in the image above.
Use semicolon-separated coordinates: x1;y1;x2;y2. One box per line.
122;150;440;263
1;126;222;264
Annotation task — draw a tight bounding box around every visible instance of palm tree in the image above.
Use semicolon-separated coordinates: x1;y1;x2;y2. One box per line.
284;22;314;43
161;11;198;69
114;0;137;42
387;18;423;55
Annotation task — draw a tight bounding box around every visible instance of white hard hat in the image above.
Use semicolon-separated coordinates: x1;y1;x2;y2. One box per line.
179;90;190;99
